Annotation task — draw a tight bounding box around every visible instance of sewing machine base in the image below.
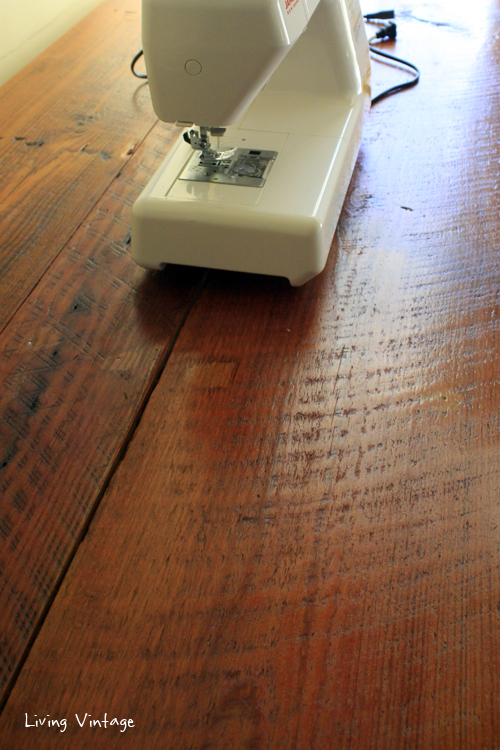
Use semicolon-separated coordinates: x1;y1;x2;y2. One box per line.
132;116;363;287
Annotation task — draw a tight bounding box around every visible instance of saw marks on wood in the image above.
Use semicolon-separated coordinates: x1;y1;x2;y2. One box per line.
0;119;206;704
0;0;500;748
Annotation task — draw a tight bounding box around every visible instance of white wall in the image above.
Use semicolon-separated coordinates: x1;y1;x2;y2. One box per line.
0;0;103;87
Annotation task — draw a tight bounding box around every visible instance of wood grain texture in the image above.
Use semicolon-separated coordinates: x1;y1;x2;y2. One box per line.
0;115;206;706
0;12;211;708
0;0;156;332
1;1;500;748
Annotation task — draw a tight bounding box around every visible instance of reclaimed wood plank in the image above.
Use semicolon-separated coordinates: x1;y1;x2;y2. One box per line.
0;0;156;332
1;1;500;748
0;117;206;707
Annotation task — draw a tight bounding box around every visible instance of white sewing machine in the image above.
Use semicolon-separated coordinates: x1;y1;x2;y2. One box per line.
132;0;370;286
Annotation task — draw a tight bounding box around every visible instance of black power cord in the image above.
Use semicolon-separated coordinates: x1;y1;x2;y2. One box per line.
364;10;420;106
364;9;395;19
369;47;420;105
131;49;147;79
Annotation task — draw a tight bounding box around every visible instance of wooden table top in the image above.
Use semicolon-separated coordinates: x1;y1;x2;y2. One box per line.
0;0;499;747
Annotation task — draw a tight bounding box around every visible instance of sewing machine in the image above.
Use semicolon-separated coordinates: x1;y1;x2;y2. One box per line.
132;0;370;286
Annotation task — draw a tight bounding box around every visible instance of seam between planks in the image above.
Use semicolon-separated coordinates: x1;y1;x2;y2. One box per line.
0;267;209;714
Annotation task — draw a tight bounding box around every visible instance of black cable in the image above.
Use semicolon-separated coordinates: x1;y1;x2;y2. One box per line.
369;47;420;106
131;50;147;79
372;21;397;41
364;10;395;19
363;9;420;105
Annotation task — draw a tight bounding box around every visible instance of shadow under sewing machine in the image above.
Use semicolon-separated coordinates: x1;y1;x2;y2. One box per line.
132;0;370;286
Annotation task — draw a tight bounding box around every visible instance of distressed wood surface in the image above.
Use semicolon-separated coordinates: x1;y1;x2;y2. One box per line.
0;114;206;707
1;1;500;748
0;0;206;710
0;0;156;332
